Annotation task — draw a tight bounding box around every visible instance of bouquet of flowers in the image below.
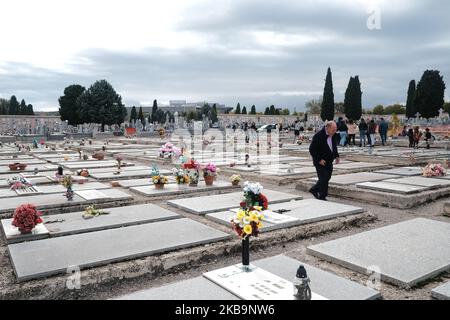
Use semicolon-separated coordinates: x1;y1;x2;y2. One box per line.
82;205;109;219
203;162;219;177
423;163;447;177
230;174;241;186
172;168;190;184
231;204;264;240
241;181;269;210
61;175;73;188
159;142;181;159
10;180;33;191
77;169;89;177
12;204;43;233
151;165;169;185
182;158;200;170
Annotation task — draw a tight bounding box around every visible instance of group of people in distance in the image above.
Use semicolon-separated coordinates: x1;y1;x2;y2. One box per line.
335;117;389;147
400;125;434;149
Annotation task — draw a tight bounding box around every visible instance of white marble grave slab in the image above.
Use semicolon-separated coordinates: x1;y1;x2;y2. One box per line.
75;190;109;200
356;181;428;194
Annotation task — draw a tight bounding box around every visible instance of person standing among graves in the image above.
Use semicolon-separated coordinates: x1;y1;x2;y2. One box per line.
368;119;377;147
413;126;422;149
408;127;414;147
358;118;368;147
424;128;432;149
337;117;348;146
347;119;357;146
308;121;340;201
379;118;389;146
293;120;301;143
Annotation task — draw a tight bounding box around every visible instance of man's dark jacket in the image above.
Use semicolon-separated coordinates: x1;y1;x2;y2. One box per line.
309;127;340;167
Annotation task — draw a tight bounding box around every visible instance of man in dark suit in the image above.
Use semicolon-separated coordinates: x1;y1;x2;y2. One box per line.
308;121;340;201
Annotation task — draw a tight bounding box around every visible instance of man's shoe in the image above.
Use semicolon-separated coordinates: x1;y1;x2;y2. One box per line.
309;189;320;199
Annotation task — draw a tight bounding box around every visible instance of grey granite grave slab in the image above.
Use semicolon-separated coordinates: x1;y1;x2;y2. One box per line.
308;172;397;185
356;181;428;194
334;162;387;170
0;189;132;214
384;176;450;188
375;167;423;176
432;282;450;300
114;255;380;300
1;221;49;244
131;181;236;197
307;218;450;288
168;190;302;215
8;218;230;281
206;199;363;232
1;203;181;242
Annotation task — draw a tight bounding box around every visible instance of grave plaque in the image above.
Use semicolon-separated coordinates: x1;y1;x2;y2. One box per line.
203;264;327;300
75;190;109;200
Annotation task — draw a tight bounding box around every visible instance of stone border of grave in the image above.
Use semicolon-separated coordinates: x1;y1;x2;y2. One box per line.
0;211;375;299
296;179;450;209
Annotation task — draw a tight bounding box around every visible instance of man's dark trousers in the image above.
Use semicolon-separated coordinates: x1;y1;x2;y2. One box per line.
310;163;333;199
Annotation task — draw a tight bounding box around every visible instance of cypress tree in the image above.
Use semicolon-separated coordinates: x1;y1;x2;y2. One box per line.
211;104;218;123
320;67;335;121
9;96;19;115
344;76;362;121
405;80;416;119
269;105;275;115
413;70;446;119
264;107;270;115
235;103;241;114
138;106;145;126
151;100;158;122
130;106;137;122
250;105;256;114
242;106;247;114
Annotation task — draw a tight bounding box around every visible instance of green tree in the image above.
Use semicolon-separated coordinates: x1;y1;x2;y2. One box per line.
334;102;345;114
384;104;405;115
373;105;384;114
269;105;275;115
405;80;416;118
76;80;126;131
154;109;165;123
321;67;335;121
242;106;247;114
0;98;8;115
26;104;34;115
413;70;446;119
19;99;27;115
8;95;19;115
250;105;256;114
129;106;137;123
211;104;218;123
443;102;450;114
235;103;241;114
59;85;86;125
344;76;362;120
264;107;270;115
305;98;322;114
274;108;280;115
151;99;158;122
281;108;290;115
138;106;145;126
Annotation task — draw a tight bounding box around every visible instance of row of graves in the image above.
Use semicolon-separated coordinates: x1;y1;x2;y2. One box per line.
0;139;386;300
1;137;449;300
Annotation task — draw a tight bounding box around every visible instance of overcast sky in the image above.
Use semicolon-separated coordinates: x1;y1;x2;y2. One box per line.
0;0;448;112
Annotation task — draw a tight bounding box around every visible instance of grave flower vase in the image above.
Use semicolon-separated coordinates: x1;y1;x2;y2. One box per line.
66;187;74;201
155;183;164;189
19;228;32;235
242;237;250;269
205;175;214;186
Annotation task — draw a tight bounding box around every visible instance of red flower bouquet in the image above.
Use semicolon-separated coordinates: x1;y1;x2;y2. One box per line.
12;204;43;233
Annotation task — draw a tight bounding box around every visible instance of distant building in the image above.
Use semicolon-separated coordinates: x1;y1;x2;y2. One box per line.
126;100;232;116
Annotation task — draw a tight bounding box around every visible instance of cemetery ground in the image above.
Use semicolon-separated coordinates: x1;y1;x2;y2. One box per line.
0;138;449;300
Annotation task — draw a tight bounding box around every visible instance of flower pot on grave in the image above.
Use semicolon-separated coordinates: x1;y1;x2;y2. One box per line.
232;181;240;186
155;183;165;189
204;175;214;186
66;187;74;201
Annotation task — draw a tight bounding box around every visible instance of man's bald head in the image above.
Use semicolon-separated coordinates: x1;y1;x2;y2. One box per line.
325;121;337;136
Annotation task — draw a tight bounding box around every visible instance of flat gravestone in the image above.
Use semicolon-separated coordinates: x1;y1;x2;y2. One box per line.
375;167;423;176
114;255;380;300
90;169;171;180
75;190;109;200
1;203;181;242
432;282;450;300
203;264;327;300
131;181;235;197
334;162;386;170
307;218;450;288
168;190;302;215
0;189;132;214
383;177;450;188
356;181;428;194
8;218;230;281
1;221;49;244
266;167;317;176
207;199;363;232
308;172;397;186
